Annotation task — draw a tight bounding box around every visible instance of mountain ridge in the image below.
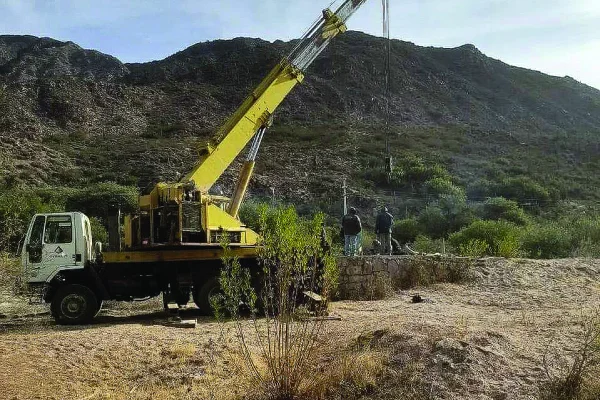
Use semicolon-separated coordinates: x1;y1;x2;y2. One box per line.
0;31;598;204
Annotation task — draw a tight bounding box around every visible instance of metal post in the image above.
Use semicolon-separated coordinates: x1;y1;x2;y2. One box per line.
343;179;347;215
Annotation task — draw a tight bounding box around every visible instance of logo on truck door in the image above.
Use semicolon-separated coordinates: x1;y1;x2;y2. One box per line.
43;246;68;259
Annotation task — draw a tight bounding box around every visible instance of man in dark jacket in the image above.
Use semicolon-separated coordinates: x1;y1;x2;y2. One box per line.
342;207;362;256
375;206;394;255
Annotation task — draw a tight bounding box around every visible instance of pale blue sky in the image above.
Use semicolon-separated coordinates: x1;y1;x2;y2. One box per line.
1;0;599;89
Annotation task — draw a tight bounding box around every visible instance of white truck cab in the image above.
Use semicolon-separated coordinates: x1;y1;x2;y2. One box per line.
22;212;93;285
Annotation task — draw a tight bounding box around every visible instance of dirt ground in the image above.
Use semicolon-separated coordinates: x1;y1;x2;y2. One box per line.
0;257;599;400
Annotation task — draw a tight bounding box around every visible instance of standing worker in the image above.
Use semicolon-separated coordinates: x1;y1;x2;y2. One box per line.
375;206;394;255
342;207;362;256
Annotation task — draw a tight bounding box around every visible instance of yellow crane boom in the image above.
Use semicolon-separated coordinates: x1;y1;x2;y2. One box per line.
184;0;368;193
126;0;368;249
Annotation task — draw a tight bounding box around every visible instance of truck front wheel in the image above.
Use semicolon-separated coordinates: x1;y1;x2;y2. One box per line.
193;277;220;315
50;284;99;325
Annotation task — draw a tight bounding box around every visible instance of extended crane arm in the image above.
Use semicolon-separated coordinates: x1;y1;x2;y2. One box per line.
182;0;368;193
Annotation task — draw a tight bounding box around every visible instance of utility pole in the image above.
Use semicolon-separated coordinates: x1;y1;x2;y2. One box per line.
342;179;347;216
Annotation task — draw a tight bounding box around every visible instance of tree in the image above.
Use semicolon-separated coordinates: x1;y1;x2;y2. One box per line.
392;218;421;244
213;206;338;399
422;177;466;199
495;176;550;204
450;220;521;257
482;197;528;226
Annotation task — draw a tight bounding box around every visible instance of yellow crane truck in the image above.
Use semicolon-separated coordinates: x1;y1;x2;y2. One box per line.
21;0;369;324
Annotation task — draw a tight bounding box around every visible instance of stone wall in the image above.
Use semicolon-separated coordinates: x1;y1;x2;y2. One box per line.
337;255;474;300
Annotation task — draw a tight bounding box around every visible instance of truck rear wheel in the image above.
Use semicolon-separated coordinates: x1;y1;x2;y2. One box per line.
193;277;220;315
50;284;99;325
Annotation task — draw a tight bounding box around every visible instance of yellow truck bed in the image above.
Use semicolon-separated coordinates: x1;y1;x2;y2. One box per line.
102;245;258;264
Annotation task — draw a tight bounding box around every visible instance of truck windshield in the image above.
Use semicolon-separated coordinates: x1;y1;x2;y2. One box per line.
44;216;73;244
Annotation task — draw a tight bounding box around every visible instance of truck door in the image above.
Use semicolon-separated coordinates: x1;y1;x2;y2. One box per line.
25;215;77;282
23;215;45;275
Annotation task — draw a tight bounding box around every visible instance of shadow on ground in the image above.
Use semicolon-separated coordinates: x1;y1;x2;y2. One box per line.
0;306;215;334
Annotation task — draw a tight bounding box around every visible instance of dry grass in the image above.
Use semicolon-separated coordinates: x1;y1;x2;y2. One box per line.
218;332;388;400
304;349;387;399
396;255;474;290
363;274;395;300
1;257;599;399
540;309;600;400
163;342;198;362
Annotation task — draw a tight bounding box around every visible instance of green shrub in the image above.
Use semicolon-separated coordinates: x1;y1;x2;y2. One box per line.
422;177;465;199
458;239;489;257
395;155;451;189
482;197;528;226
467;178;494;199
360;230;375;254
238;201;268;232
570;217;600;257
521;223;574;259
495;176;550;204
392;218;421;244
417;195;474;239
450;220;521;257
572;237;600;258
412;235;448;254
417;207;447;239
0;253;20;289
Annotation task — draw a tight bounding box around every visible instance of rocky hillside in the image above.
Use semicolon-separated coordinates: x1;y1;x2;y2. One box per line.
0;32;599;204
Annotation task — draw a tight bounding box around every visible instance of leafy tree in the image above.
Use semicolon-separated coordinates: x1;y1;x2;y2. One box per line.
65;182;138;220
213;206;338;399
422;177;466;199
482;197;528;226
495;176;550;204
418;194;474;239
238;201;268;232
392;218;421;244
418;206;448;239
0;190;61;252
89;217;109;246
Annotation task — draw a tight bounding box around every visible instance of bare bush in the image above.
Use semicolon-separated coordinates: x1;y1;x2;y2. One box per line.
540;309;600;400
363;274;395;300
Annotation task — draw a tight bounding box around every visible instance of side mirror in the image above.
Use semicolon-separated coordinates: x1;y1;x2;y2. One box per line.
94;241;103;255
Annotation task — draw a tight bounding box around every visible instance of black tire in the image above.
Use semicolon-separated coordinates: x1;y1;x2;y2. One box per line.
50;284;99;325
193;277;221;315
